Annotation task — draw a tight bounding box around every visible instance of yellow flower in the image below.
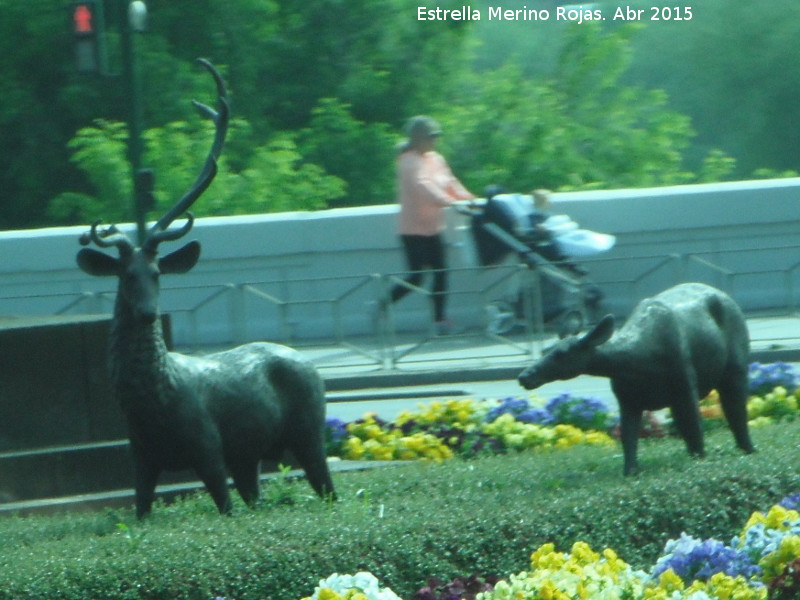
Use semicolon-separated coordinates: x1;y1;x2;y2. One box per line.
531;543;565;570
363;423;383;440
684;572;767;600
396;449;416;461
317;589;343;600
585;430;616;447
342;437;364;460
654;569;685;593
747;396;765;419
700;390;723;419
742;504;800;533
570;541;600;565
394;398;483;428
760;534;800;582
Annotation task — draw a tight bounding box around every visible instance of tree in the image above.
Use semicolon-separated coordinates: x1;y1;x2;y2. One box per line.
50;118;346;224
625;0;800;177
437;23;699;194
1;0;473;229
299;99;396;208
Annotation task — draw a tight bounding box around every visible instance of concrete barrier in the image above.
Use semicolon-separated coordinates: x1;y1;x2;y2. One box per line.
0;315;171;502
1;178;798;346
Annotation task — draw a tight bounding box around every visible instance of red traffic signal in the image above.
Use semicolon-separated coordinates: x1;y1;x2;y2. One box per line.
72;2;96;37
71;1;100;72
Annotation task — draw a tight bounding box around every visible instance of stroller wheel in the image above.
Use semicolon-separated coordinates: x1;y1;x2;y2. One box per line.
557;310;584;338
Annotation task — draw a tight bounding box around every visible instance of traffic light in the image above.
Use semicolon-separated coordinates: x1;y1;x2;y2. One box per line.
71;1;102;73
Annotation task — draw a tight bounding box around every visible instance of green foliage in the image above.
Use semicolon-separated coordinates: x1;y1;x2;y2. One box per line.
229;134;346;215
0;423;798;599
51;118;346;223
626;0;800;178
438;24;698;193
252;0;471;127
3;0;798;229
697;149;738;184
48;120;132;224
300;98;397;207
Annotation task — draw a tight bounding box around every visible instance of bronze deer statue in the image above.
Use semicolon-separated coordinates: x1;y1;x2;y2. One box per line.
76;59;335;517
518;283;755;475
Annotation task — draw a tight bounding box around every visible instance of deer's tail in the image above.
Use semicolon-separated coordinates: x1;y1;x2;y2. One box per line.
706;294;726;329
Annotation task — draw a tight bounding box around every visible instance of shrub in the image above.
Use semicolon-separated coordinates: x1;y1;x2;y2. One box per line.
1;422;799;599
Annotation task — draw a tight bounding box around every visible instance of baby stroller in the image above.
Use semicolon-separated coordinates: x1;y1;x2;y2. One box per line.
461;191;614;337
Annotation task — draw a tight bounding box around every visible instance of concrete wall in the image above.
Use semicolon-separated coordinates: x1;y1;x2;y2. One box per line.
1;177;799;346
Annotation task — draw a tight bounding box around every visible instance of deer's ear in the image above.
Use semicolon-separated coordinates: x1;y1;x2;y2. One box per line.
77;248;120;277
159;240;201;274
580;314;614;347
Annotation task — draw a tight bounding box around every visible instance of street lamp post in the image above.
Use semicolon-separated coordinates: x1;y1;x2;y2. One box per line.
120;0;148;244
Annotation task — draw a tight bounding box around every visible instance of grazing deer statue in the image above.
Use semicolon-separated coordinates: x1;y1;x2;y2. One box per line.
518;283;755;475
76;59;335;517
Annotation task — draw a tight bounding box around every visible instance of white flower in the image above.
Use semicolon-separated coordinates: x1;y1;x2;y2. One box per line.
309;572;402;600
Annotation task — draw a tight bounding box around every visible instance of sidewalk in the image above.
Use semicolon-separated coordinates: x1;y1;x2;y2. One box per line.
314;315;800;391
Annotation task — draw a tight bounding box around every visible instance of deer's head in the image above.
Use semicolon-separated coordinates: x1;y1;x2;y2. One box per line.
518;315;615;390
77;59;228;324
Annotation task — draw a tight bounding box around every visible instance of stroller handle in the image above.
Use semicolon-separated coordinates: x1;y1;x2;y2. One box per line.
453;199;484;216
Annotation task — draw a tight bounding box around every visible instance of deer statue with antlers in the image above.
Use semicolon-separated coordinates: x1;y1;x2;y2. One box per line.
76;59;335;517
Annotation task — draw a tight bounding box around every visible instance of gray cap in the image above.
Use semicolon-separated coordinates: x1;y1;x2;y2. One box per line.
404;115;443;141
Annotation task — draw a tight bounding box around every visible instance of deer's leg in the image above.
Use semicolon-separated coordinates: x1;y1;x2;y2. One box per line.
670;393;705;458
618;407;643;476
230;459;261;506
133;454;161;519
270;362;336;501
717;366;755;453
291;438;336;501
194;455;233;515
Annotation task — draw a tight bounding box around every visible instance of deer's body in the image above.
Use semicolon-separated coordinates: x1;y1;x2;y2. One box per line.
112;306;332;516
77;60;334;517
519;283;754;475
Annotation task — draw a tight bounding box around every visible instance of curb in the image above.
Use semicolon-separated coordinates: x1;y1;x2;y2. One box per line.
0;460;406;518
324;348;800;391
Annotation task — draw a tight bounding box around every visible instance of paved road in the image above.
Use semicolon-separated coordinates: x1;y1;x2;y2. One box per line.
325;354;800;424
201;315;800;423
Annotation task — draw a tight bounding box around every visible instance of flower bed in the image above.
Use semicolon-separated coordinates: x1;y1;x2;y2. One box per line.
304;362;800;600
325;395;618;463
325;362;800;464
299;495;800;600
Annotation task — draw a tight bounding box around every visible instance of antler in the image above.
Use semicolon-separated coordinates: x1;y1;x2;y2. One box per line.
79;220;135;257
143;58;229;252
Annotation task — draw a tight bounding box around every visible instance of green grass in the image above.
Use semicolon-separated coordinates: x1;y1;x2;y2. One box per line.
1;422;799;600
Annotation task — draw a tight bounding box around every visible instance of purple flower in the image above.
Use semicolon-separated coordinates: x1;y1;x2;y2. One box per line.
325;418;349;440
486;393;617;431
545;393;617;431
324;417;350;455
516;408;554;425
486;397;534;422
778;493;800;511
412;575;497;600
653;532;761;582
748;362;798;396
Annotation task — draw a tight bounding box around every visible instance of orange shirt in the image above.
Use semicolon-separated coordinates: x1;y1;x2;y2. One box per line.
396;150;474;236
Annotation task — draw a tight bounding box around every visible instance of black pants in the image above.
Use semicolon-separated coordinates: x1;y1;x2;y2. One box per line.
390;234;448;322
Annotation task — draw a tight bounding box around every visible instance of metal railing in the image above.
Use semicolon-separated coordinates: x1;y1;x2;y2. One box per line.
3;245;800;371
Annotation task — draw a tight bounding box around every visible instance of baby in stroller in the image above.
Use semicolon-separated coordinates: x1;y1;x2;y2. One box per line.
481;188;588;272
466;187;612;336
